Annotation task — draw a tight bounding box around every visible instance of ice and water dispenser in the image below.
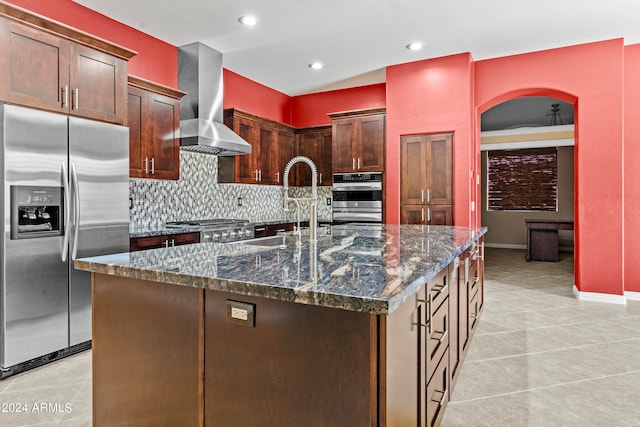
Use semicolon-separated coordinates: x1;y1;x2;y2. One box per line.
10;185;63;239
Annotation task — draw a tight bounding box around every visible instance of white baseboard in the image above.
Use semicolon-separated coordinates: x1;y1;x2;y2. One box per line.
625;291;640;301
484;242;574;252
573;285;627;305
484;243;527;250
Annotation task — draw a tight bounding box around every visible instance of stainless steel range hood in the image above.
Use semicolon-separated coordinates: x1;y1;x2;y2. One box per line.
178;42;252;156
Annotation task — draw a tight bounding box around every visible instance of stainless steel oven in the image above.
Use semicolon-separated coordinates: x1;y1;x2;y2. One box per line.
332;173;383;223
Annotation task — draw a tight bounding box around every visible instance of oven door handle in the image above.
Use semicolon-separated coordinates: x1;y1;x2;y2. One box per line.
61;163;70;262
333;184;382;191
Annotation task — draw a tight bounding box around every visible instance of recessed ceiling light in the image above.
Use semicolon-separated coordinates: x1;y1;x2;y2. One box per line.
238;16;257;26
309;62;324;70
406;42;424;51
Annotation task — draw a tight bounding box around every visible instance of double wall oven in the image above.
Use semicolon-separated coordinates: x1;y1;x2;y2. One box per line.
332;173;383;223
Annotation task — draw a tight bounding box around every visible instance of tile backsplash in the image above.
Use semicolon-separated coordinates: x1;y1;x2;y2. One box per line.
130;151;332;231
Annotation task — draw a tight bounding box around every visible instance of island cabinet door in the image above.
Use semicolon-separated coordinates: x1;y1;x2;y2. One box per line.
204;290;379;427
92;275;204;427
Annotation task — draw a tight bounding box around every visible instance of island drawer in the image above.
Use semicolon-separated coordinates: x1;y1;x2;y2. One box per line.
426;348;450;427
468;257;480;300
427;266;449;314
426;294;449;383
469;291;481;333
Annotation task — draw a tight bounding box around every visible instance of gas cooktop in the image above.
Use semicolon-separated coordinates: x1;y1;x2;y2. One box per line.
166;218;250;227
166;219;254;243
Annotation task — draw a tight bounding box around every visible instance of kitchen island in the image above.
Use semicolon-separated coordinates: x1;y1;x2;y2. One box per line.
76;224;486;427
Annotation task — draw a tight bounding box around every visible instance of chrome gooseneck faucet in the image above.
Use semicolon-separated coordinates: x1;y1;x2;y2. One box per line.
282;156;318;244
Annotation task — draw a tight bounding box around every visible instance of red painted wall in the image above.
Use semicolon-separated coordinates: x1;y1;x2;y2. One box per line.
6;0;178;87
291;84;386;128
386;53;474;226
475;39;625;296
223;69;292;125
624;44;640;294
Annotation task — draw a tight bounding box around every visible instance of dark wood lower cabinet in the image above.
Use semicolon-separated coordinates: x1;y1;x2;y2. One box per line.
253;222;294;238
92;275;203;427
204;290;377;427
91;237;484;426
401;204;453;225
129;231;200;251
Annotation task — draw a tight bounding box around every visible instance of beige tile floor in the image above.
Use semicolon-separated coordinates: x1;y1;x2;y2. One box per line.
1;247;638;426
442;248;640;427
0;349;91;426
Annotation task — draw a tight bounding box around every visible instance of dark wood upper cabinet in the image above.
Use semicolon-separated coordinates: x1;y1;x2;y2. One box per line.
277;128;296;185
0;7;135;124
127;76;184;180
222;108;296;185
401;133;453;225
70;44;127;124
329;108;385;173
295;125;332;186
0;21;69;114
332;118;358;172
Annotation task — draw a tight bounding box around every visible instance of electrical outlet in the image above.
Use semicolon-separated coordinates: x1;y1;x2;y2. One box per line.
231;307;248;321
237;196;243;207
326;197;331;206
226;300;255;327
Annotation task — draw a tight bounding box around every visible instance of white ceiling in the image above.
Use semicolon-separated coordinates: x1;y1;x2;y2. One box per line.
74;0;640;97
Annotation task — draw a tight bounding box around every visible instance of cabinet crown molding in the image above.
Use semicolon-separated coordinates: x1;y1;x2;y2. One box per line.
327;107;386;119
128;75;186;99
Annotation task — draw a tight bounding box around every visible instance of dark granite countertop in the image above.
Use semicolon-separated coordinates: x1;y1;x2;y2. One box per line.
78;224;487;315
129;226;202;239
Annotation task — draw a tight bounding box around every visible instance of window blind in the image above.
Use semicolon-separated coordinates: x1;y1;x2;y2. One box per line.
487;147;557;211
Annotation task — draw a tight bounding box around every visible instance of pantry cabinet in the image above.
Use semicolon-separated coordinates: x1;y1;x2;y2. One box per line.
222;108;296;185
401;133;453;225
127;76;185;180
295;125;332;186
329;108;385;173
0;10;134;124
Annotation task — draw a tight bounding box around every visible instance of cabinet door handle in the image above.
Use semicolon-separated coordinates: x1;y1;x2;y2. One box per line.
427;293;433;334
71;88;79;110
427;207;431;222
151;158;155;175
276;171;280;183
464;257;470;285
431;389;447;406
319;173;322;183
427;189;431;203
421;189;425;203
421;207;425;223
171;239;175;247
352;158;356;170
357;158;361;170
61;85;69;108
255;227;266;232
144;157;149;174
432;330;448;344
255;169;259;181
259;169;262;182
74;88;79;110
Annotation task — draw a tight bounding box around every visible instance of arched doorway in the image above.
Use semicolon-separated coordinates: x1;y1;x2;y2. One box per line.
477;91;577;289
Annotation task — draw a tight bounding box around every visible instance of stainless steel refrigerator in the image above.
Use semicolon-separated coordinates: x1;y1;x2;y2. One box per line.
1;104;129;377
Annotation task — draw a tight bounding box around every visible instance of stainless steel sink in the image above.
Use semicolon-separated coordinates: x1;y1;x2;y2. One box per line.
240;235;298;248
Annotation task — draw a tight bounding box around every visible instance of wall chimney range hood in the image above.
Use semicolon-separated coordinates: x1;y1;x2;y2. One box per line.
178;42;252;156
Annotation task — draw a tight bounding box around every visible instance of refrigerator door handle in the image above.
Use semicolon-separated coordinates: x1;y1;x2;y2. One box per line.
61;163;71;262
71;163;81;260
